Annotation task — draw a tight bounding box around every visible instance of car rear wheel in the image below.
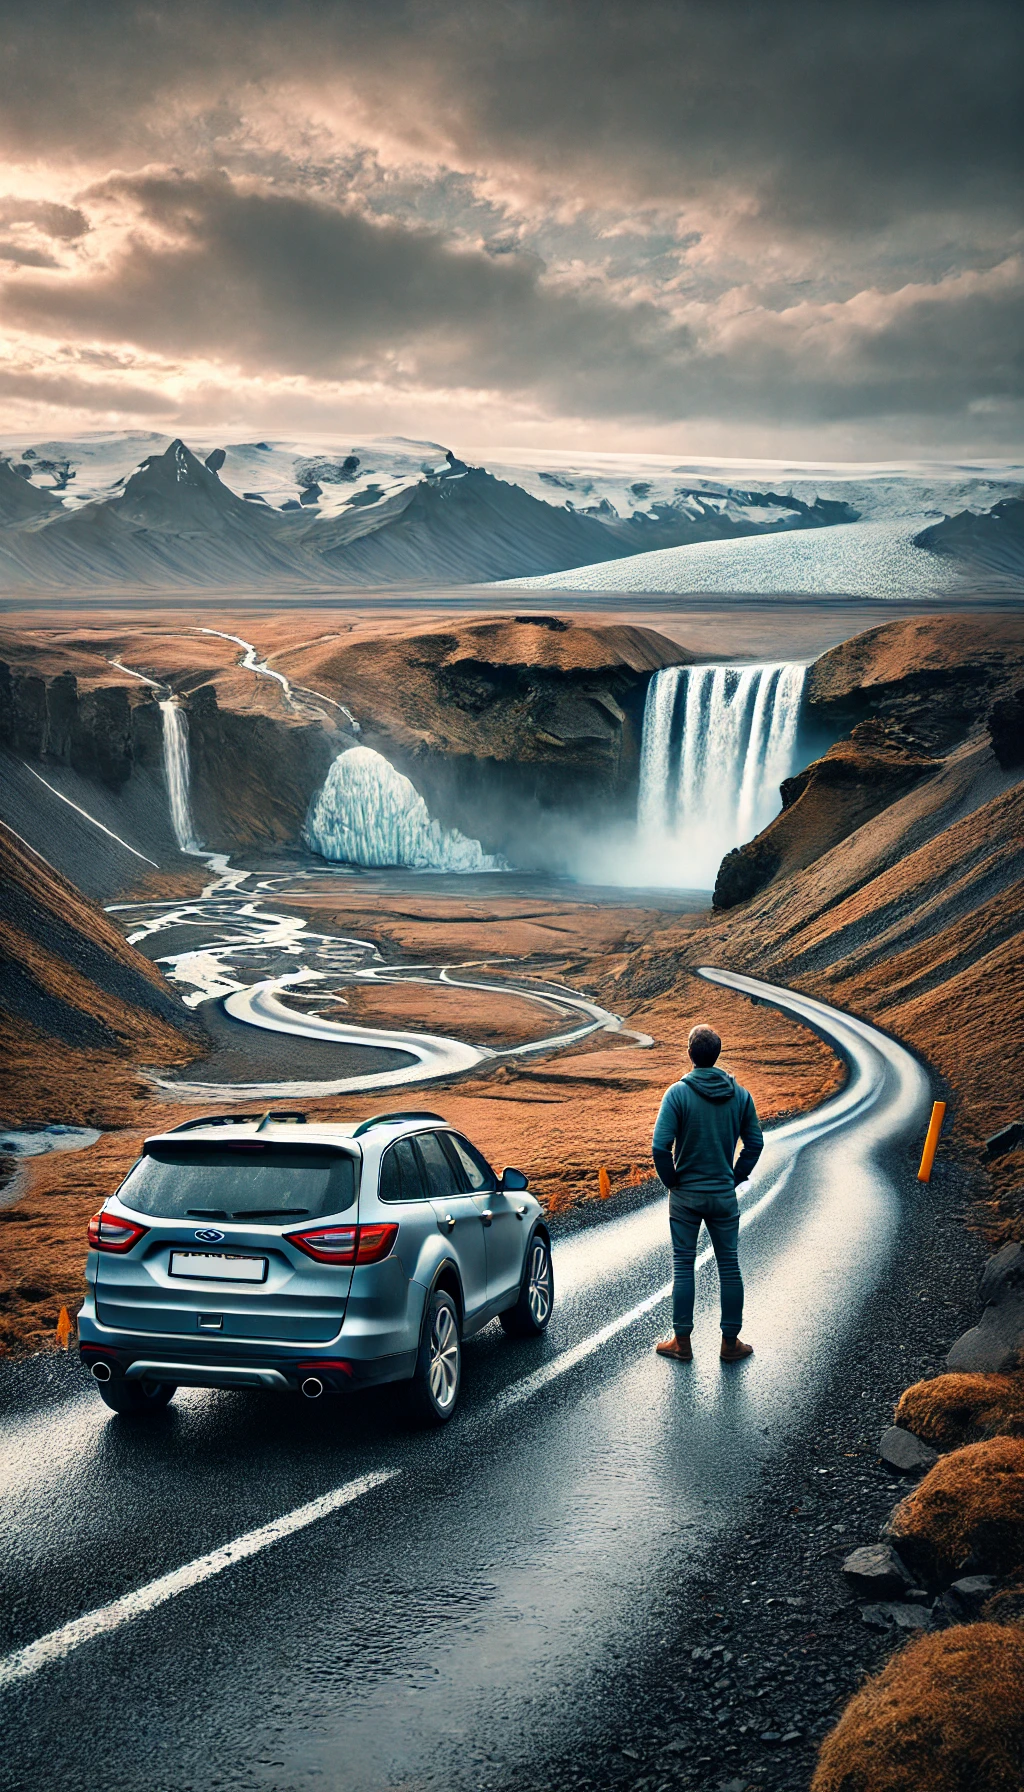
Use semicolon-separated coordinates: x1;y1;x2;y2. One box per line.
408;1290;461;1424
500;1232;553;1337
97;1378;176;1416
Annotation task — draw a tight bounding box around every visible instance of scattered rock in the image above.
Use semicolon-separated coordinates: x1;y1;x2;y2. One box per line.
988;687;1024;770
859;1601;932;1632
843;1542;916;1599
985;1119;1024;1159
879;1424;939;1476
940;1575;998;1621
947;1243;1024;1373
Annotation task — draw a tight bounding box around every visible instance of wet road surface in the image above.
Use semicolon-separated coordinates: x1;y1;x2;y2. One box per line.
0;972;931;1792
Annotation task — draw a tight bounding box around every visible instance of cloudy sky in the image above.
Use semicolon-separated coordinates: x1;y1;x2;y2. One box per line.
0;0;1021;457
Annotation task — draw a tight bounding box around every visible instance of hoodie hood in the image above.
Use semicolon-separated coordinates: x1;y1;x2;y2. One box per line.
683;1067;737;1103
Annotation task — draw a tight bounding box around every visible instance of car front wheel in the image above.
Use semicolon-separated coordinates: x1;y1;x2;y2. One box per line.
97;1377;177;1416
500;1232;553;1337
409;1290;461;1424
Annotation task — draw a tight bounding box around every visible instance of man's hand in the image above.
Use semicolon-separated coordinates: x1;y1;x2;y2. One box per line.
735;1178;752;1196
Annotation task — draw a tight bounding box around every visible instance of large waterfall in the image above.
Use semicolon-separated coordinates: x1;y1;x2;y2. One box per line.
159;699;203;853
305;745;504;873
635;662;807;887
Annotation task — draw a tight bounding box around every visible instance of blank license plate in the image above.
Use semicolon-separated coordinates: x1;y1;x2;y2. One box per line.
169;1252;268;1284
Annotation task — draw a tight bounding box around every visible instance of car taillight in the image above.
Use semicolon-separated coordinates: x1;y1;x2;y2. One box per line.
287;1223;397;1265
288;1225;357;1263
354;1223;398;1264
87;1210;149;1253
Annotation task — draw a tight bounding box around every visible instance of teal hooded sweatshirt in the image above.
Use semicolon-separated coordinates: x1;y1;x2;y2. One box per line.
652;1066;763;1217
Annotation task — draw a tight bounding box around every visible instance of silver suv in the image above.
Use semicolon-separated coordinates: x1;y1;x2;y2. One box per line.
78;1110;553;1424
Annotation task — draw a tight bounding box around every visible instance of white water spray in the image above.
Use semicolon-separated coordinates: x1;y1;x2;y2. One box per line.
634;662;807;888
304;745;504;873
159;699;202;853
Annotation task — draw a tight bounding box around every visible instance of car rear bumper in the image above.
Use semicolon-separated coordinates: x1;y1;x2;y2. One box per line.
79;1339;417;1392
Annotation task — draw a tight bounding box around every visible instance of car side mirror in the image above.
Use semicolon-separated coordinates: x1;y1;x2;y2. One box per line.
500;1167;529;1191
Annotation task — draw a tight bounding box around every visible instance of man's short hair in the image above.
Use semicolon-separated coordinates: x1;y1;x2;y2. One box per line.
688;1024;722;1067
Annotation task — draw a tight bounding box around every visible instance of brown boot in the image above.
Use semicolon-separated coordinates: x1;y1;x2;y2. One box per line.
720;1335;753;1362
656;1334;693;1362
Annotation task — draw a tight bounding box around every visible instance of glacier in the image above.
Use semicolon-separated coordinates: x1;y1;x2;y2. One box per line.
304;746;504;872
493;517;965;600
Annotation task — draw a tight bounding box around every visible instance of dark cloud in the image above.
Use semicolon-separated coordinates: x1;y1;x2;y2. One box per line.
3;168;1019;433
0;3;1019;445
0;1;1020;231
0;198;89;239
0;242;60;269
1;170;693;409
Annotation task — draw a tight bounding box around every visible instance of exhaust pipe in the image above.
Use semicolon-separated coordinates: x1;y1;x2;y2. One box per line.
300;1376;324;1400
90;1360;113;1383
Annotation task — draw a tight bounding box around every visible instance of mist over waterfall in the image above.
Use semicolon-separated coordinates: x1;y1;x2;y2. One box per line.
159;699;203;853
633;663;807;888
305;746;505;872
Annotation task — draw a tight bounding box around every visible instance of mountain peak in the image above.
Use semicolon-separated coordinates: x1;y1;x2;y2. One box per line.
115;437;260;533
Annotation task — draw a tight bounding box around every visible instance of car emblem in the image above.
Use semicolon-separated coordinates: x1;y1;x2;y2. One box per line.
194;1227;225;1243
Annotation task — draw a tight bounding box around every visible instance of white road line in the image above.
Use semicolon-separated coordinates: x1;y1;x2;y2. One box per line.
22;766;158;867
0;1469;396;1693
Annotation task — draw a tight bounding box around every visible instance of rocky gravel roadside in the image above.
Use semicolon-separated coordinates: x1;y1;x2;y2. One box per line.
499;1150;986;1792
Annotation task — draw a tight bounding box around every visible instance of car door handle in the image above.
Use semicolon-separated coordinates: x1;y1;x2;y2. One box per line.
480;1210;494;1225
443;1213;456;1232
516;1206;527;1218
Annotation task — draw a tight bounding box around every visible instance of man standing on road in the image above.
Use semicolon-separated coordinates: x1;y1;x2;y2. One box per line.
652;1024;763;1363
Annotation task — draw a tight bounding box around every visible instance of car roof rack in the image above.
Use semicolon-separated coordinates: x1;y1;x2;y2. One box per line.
169;1111;308;1133
352;1110;445;1138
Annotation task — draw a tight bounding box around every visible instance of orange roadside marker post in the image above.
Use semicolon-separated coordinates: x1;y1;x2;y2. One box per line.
917;1101;947;1182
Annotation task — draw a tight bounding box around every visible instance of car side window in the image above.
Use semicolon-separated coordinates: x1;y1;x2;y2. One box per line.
414;1132;462;1201
443;1132;495;1193
378;1138;428;1203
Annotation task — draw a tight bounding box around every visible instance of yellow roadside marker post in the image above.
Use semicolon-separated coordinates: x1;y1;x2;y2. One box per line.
917;1101;947;1182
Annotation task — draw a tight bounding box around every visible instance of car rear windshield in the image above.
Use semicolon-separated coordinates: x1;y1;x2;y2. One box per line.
116;1144;359;1222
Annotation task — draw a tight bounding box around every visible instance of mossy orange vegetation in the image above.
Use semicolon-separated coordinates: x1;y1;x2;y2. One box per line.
811;1623;1024;1792
976;1148;1024;1249
888;1436;1024;1584
896;1373;1024;1450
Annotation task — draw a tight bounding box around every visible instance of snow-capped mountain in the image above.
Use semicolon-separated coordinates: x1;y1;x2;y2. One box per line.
0;431;1019;593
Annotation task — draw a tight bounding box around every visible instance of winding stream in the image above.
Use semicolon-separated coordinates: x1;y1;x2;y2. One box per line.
114;858;647;1102
109;627;645;1103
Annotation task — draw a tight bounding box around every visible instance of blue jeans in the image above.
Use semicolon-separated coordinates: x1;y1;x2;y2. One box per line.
670;1208;743;1340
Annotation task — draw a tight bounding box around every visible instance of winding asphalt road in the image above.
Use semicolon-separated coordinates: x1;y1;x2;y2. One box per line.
0;971;931;1792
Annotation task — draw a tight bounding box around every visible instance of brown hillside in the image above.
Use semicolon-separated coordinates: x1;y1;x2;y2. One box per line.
274;612;686;763
0;821;208;1127
808;613;1024;746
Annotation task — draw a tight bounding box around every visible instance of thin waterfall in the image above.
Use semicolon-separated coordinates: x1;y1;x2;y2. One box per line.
635;662;807;887
159;699;203;853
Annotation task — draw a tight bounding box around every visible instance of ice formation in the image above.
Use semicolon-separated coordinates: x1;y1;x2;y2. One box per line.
304;746;504;872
